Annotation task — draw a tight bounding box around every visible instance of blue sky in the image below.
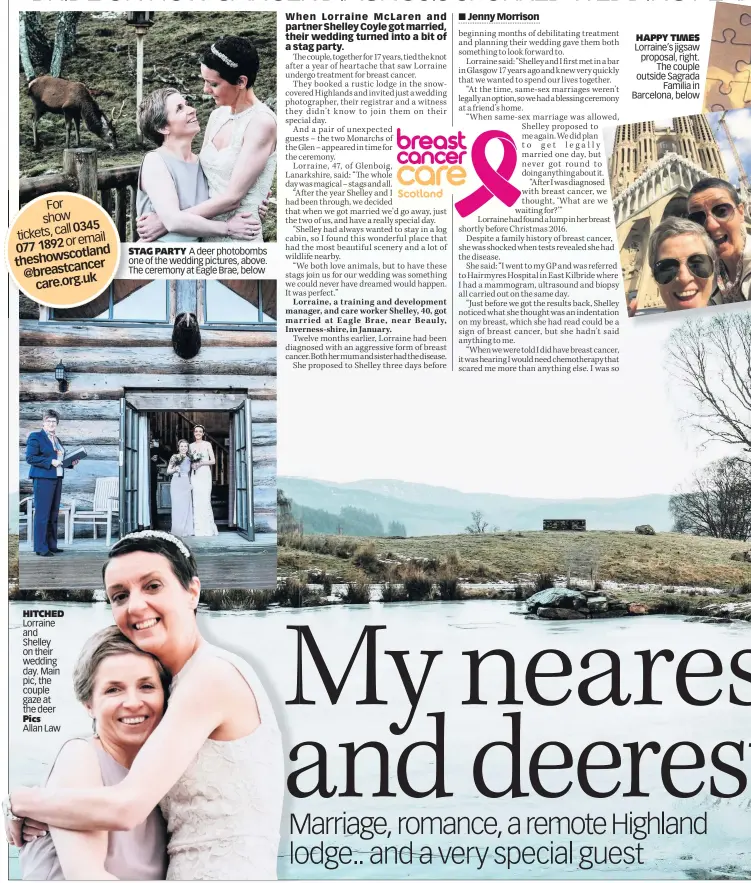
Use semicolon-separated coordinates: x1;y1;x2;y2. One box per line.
709;107;751;186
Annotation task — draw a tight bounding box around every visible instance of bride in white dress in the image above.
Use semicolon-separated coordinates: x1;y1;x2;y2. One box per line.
190;426;218;537
198;37;276;243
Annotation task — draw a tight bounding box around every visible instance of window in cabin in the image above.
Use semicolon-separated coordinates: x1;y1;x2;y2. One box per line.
203;280;276;326
50;281;169;322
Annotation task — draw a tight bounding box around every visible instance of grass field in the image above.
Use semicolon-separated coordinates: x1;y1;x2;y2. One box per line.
279;530;751;592
19;11;277;237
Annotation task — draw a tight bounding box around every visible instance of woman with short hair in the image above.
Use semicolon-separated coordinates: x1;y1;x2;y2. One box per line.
648;217;717;312
15;627;169;879
137;36;276;244
686;177;750;305
9;531;284;880
136;87;259;242
197;37;277;243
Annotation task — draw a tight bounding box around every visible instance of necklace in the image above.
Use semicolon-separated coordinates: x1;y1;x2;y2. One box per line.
227;104;255;121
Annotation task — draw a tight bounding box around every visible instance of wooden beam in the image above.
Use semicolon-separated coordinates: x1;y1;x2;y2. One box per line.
175;280;197;316
20;374;277;400
251;424;276;446
20;322;276;349
20;420;119;444
250;400;277;422
19;401;121;421
251;486;275;508
21;347;277;376
252;462;275;487
252;447;276;467
19;444;117;462
253;514;277;533
125;392;247;411
20;464;118;495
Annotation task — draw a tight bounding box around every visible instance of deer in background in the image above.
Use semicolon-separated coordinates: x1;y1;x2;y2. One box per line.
28;76;124;150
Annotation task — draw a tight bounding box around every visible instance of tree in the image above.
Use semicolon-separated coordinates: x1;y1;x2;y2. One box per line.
50;13;82;78
19;11;81;82
669;457;751;540
387;520;407;537
465;510;489;534
277;490;299;536
667;314;751;453
19;13;50;80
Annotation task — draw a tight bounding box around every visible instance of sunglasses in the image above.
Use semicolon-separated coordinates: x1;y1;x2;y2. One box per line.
686;202;736;226
653;253;714;285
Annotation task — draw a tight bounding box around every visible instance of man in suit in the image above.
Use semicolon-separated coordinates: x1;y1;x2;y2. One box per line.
25;410;77;556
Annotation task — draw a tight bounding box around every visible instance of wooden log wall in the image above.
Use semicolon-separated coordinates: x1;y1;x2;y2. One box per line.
19;320;277;535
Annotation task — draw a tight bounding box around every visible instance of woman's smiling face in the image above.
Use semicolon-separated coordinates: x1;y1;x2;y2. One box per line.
178;441;189;455
686;186;745;267
104;551;199;658
87;652;165;752
162;92;200;140
193;426;204;441
200;64;244;106
654;233;714;311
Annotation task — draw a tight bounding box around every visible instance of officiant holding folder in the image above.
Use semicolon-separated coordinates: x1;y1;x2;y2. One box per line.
25;410;80;557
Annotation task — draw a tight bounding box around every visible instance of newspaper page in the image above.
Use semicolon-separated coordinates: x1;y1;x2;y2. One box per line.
3;0;751;880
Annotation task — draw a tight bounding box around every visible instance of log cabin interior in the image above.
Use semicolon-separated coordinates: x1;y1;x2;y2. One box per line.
19;279;277;544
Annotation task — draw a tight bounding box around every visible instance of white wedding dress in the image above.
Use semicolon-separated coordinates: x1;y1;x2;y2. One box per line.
190;441;218;536
160;643;284;880
199;102;277;243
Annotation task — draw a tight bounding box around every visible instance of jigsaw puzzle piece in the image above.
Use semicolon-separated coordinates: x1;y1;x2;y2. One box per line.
704;73;751;112
712;2;751;45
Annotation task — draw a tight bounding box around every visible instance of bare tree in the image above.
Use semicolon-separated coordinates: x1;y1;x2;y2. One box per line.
465;510;489;534
667;314;751;452
669;457;751;540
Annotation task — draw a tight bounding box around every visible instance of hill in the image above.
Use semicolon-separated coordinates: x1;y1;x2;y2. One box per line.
278;529;751;592
19;10;277;238
278;476;673;536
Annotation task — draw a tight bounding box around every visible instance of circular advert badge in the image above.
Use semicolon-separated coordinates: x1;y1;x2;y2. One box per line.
6;192;120;308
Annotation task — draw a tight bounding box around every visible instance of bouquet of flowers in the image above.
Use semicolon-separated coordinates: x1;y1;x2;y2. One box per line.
187;451;204;464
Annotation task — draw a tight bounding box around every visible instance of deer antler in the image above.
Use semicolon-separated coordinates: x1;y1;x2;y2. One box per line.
111;99;127;123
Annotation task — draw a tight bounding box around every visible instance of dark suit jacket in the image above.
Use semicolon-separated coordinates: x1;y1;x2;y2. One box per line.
26;430;67;480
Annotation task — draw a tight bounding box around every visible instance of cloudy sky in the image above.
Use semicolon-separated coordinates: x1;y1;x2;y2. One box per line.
603;108;751;186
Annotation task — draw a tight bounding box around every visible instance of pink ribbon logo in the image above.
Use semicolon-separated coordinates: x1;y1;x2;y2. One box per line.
455;130;521;218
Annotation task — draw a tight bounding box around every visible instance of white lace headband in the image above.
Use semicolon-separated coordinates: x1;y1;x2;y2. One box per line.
211;44;238;68
113;530;192;559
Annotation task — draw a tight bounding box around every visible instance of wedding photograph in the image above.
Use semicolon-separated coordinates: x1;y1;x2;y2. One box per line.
18;11;277;242
18;278;277;591
8;535;285;880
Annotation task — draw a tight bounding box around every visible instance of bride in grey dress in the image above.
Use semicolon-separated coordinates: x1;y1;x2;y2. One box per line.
166;440;193;537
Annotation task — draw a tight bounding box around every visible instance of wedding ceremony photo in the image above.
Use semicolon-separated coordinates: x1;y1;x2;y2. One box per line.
18;10;277;243
17;277;277;592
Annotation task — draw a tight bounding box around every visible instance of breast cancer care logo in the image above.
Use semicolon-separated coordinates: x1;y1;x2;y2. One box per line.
394;127;521;215
455;130;521;217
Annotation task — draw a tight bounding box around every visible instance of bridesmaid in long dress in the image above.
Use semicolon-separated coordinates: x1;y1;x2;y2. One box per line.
166;440;193;537
189;427;217;537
